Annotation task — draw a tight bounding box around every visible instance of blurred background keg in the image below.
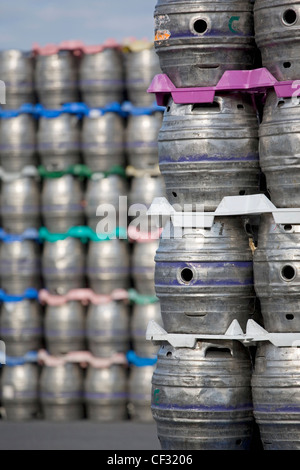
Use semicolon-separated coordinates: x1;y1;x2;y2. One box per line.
79;46;124;107
35;50;80;108
252;343;300;450
151;341;253;450
40;363;84;421
0;240;41;295
37;112;82;171
41;175;85;232
130;303;162;358
81;109;126;172
0;50;35;109
1;363;40;421
42;238;86;295
254;0;300;81
1;176;41;233
125;109;163;169
86;301;130;357
259;90;300;207
158;94;260;211
155;219;255;334
44;301;86;355
84;364;128;421
86;239;130;295
84;174;128;232
0;113;38;172
154;0;256;87
253;214;300;332
131;240;159;296
128;363;156;422
0;300;42;356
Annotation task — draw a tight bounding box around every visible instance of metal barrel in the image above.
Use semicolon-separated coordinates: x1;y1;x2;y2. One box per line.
0;114;38;172
131;240;159;296
155;219;255;334
86;239;131;295
44;301;86;355
86;301;130;357
254;0;300;81
34;50;80;108
253;213;300;332
1;363;40;420
123;47;161;106
0;240;41;295
151;341;254;450
40;363;84;421
131;303;162;358
252;343;300;450
154;0;256;87
0;300;42;356
79;48;124;107
159;94;260;212
128;364;156;422
42;239;86;295
125;111;163;169
84;174;128;232
0;49;35;109
84;364;128;421
259;90;300;207
41;175;85;232
1;176;41;233
37;113;81;171
81;111;126;172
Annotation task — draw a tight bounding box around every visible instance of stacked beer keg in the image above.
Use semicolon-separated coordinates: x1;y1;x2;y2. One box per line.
0;39;164;422
149;0;261;450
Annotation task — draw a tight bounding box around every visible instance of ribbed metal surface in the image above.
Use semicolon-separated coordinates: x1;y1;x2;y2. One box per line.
254;0;300;80
154;0;256;87
131;303;162;357
152;341;253;450
128;365;156;422
252;343;300;450
84;365;128;421
155;219;255;334
40;363;84;421
132;240;159;296
159;94;260;211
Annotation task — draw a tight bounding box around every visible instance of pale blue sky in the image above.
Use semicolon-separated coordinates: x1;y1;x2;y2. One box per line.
0;0;157;50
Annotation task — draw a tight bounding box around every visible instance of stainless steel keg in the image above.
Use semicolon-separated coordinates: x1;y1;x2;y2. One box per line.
81;110;126;172
128;364;156;423
1;176;41;233
132;240;159;296
252;343;300;450
86;301;130;357
152;341;253;450
41;175;85;232
40;363;84;421
37;113;81;170
159;94;260;211
0;301;42;356
254;0;300;80
84;365;128;421
1;363;40;420
131;302;162;358
155;219;255;334
0;114;37;172
154;0;255;87
79;48;124;107
86;239;130;295
0;50;35;109
0;240;41;295
42;238;86;295
35;50;79;108
44;301;86;355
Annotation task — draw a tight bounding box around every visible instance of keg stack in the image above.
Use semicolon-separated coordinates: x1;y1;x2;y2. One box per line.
0;39;166;423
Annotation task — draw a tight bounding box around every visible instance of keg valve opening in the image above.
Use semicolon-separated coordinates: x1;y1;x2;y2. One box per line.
180;267;194;284
282;9;297;26
193;19;208;34
281;264;296;281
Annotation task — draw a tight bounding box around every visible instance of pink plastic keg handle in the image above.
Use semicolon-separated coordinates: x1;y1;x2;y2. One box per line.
32;39;121;56
147;68;300;105
38;288;129;306
127;225;163;242
37;349;128;368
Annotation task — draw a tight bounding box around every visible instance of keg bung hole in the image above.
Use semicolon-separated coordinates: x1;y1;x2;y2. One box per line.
281;264;296;281
172;191;177;198
283;9;297;25
286;314;294;320
180;267;194;284
283;61;292;68
166;351;172;357
193;19;208;34
284;224;293;232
